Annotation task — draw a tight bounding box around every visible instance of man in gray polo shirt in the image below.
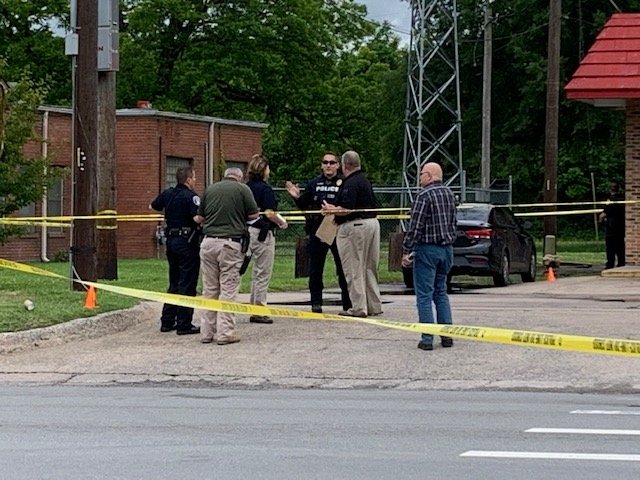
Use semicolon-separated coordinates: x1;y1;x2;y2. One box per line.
195;167;259;345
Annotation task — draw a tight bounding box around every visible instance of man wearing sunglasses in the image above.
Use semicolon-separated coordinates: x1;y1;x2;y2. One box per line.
285;152;351;313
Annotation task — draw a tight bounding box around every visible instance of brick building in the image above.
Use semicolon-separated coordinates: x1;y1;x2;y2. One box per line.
0;105;267;261
566;13;640;265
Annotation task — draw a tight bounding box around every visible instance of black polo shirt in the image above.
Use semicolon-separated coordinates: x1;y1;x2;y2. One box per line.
333;170;377;225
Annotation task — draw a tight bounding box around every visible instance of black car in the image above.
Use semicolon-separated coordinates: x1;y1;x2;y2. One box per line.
403;203;537;288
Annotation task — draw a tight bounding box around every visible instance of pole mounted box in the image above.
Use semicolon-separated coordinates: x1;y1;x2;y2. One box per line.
97;0;119;71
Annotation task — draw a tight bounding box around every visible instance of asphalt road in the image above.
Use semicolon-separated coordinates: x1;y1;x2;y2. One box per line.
3;386;639;479
0;283;638;392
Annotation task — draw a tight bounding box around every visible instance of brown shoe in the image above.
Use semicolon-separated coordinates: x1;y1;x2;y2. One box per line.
217;335;241;345
201;337;214;344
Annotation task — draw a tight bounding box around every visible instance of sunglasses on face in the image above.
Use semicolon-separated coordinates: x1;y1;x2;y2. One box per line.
322;160;338;165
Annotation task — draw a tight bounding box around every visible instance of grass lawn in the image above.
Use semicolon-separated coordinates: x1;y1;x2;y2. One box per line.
0;239;606;333
0;252;403;333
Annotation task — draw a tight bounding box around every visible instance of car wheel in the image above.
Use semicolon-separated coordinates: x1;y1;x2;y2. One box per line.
402;266;414;289
493;253;509;287
521;251;536;283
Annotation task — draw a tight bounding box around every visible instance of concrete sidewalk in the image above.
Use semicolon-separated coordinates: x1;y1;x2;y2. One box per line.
0;270;639;392
471;269;640;302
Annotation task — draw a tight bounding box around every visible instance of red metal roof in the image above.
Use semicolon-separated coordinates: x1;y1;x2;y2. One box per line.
565;13;640;106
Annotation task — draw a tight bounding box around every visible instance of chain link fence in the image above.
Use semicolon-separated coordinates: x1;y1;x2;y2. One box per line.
272;182;512;262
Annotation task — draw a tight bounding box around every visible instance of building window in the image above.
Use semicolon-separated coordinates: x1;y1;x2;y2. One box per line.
225;160;246;173
165;156;193;188
46;178;63;234
16;203;36;235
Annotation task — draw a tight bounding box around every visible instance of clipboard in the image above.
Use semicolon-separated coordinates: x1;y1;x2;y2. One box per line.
315;215;338;245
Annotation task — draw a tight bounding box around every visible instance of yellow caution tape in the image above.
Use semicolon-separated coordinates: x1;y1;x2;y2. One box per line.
95;209;119;230
0;218;72;228
0;258;64;278
1;197;636;226
1;258;639;357
504;200;637;208
516;208;601;217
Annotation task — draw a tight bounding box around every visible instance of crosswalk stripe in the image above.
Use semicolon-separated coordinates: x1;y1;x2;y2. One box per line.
461;451;640;461
526;428;640;435
571;409;640;415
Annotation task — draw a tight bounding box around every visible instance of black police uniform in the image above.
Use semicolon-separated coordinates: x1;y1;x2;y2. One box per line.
293;174;351;311
151;183;201;333
246;178;279;240
603;191;626;268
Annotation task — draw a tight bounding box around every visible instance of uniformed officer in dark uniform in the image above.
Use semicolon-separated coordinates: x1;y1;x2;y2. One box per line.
150;166;201;334
285;152;351;313
599;182;626;269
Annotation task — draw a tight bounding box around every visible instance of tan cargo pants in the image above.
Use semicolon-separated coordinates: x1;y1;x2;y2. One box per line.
199;237;244;341
336;218;382;316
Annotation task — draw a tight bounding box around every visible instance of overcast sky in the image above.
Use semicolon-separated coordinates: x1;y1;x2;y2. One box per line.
359;0;411;40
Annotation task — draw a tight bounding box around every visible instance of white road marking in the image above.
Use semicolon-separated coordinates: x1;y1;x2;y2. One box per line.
571;409;640;416
460;451;640;462
526;427;640;435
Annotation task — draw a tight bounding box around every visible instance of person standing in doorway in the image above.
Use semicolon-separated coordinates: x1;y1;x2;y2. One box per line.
402;162;457;351
150;166;201;335
246;154;288;324
599;182;626;269
285;152;351;313
321;150;382;318
195;167;259;345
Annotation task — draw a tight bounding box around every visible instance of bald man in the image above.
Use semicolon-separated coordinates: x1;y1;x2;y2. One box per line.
402;162;457;351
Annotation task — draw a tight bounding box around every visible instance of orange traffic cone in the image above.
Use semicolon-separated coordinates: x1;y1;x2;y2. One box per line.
546;268;556;282
84;286;97;309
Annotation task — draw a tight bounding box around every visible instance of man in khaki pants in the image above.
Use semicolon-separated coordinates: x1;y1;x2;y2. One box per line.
321;151;382;318
195;168;259;345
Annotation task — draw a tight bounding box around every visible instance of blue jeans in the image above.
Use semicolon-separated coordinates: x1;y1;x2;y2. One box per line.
413;243;453;345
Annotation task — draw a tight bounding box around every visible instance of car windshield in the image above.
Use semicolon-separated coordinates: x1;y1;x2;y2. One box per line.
456;204;490;222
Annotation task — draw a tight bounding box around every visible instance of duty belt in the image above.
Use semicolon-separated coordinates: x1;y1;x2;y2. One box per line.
165;227;192;237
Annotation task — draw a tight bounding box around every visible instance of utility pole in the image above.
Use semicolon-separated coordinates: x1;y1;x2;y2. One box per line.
96;0;119;280
480;4;493;201
543;0;561;237
71;0;99;290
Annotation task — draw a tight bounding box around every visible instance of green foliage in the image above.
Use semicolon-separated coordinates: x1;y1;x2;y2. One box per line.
0;0;70;105
1;0;637;237
0;254;403;332
458;0;629;206
0;59;60;243
116;0;406;185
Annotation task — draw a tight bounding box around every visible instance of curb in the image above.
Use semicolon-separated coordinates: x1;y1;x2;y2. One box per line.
0;302;155;355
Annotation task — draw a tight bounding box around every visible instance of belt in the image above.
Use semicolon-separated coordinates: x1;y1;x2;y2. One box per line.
204;235;241;243
165;227;192;237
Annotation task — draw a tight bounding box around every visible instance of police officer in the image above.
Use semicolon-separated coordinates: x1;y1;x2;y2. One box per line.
285;152;351;313
150;166;201;334
599;182;626;269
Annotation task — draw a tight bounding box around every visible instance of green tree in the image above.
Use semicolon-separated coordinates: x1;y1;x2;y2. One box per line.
0;60;56;243
0;0;70;105
456;0;632;206
118;0;403;183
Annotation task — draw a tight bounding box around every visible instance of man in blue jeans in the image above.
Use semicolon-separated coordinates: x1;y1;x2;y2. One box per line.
401;163;457;351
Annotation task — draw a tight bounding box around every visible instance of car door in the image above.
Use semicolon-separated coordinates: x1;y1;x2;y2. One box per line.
501;208;529;270
491;207;524;270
